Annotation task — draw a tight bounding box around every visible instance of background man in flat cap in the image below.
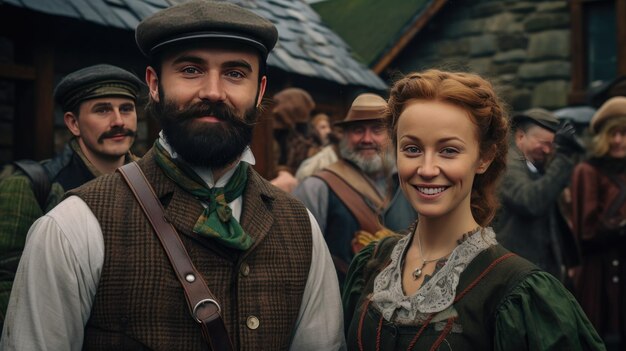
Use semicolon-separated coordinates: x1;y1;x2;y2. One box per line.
495;108;584;283
1;1;344;350
0;63;141;329
293;93;417;286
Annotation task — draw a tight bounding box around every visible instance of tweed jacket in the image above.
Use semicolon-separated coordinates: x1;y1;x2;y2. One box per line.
495;145;580;280
72;149;313;350
0;140;133;256
0;140;133;330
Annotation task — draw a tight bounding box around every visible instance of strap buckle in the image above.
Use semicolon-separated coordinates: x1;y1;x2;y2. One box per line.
193;298;221;323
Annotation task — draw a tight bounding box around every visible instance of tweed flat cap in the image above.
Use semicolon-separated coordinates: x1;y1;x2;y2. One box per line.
136;0;278;58
53;64;144;112
590;96;626;133
512;107;559;133
335;93;387;127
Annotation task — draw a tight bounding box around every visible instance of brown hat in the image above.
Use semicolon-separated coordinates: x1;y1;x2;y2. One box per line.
334;93;387;127
512;107;559;133
135;0;278;58
590;96;626;133
272;88;316;130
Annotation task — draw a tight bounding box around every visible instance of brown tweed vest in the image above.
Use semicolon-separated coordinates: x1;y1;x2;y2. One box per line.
71;149;313;351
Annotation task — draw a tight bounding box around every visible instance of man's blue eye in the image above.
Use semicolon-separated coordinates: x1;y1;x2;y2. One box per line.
227;71;244;78
182;67;199;74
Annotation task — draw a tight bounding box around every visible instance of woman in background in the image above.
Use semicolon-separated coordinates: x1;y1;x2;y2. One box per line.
342;69;604;350
571;96;626;350
308;112;332;156
294;113;340;181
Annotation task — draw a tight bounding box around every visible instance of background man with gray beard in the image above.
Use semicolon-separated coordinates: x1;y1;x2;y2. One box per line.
293;93;417;285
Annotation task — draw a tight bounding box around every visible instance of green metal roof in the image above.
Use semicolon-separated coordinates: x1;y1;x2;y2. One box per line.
312;0;433;67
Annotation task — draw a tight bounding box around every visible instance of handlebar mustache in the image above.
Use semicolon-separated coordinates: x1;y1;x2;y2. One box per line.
98;128;136;143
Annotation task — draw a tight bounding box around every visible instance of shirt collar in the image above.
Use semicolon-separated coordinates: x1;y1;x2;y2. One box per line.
525;160;539;173
158;131;256;188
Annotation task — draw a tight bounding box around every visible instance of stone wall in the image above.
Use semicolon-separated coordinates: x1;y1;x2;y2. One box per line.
389;0;571;111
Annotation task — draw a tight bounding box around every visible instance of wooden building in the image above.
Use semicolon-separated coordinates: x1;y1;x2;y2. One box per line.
0;0;386;178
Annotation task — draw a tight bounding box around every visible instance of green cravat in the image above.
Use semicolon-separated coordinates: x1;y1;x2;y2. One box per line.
154;141;253;250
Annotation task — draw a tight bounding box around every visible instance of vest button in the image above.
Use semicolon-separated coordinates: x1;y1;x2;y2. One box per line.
246;315;259;330
612;259;619;267
240;263;250;277
613;276;620;283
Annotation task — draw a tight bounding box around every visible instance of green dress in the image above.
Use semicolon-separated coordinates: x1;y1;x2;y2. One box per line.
342;228;605;350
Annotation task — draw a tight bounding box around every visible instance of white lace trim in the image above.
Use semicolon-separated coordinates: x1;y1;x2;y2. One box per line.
371;227;498;325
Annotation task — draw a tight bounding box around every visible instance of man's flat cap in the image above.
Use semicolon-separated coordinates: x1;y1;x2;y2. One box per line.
136;0;278;58
53;64;144;112
512;107;560;133
335;93;387;127
590;96;626;133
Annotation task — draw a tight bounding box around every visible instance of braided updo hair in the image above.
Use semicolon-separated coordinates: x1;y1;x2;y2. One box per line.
387;69;509;226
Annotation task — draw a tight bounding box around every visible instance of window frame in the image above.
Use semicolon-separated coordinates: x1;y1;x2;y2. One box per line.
569;0;626;104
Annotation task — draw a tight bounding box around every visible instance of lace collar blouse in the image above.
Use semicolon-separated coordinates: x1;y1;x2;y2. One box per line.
371;227;498;325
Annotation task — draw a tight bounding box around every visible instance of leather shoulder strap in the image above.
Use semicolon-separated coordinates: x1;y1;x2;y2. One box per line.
118;162;234;351
13;159;51;210
315;169;382;234
325;160;385;209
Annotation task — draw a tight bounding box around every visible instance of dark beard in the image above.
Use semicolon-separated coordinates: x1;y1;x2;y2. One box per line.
147;98;258;168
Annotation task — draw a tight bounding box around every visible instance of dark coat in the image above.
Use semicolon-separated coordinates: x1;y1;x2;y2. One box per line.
571;157;626;340
495;145;580;281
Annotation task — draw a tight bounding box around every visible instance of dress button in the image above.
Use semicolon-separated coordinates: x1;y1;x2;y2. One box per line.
240;263;250;277
246;315;259;330
612;259;619;267
612;276;619;283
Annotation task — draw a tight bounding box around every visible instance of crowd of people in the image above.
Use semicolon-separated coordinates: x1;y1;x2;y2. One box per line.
0;0;623;350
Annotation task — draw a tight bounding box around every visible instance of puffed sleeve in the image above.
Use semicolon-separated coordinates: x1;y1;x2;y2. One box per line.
341;241;376;335
493;271;606;351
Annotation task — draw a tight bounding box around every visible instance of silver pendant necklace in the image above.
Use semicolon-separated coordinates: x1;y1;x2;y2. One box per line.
412;230;451;280
412;258;444;280
411;226;482;280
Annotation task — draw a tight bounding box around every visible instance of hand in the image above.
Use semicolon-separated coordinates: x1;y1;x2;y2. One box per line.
554;121;585;155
